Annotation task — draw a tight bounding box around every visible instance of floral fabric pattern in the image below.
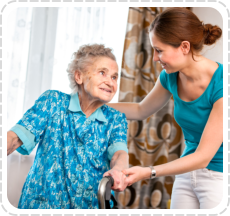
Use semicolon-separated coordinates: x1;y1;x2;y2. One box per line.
15;90;128;209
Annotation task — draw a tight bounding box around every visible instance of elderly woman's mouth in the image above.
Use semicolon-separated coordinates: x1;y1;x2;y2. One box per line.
100;88;112;93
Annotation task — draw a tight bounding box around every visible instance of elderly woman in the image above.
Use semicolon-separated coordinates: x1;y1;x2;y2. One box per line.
7;44;129;209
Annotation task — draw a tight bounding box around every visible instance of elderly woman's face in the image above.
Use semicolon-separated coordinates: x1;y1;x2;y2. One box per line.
77;57;118;104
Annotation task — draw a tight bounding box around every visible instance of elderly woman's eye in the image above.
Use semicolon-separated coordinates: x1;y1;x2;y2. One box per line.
99;71;105;75
112;76;117;80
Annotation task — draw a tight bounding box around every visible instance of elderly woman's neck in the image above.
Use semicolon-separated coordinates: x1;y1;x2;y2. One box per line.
78;93;103;118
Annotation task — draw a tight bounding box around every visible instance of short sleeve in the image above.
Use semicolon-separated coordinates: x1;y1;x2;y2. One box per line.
211;79;223;104
12;90;54;155
107;112;128;161
159;69;169;90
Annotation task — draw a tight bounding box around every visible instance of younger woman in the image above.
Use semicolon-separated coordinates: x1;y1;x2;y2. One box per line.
108;8;223;209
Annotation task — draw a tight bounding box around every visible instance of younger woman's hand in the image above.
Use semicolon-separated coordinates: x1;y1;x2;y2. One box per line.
122;166;151;186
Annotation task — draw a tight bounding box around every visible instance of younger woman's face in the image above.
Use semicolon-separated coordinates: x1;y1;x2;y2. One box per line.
149;31;184;74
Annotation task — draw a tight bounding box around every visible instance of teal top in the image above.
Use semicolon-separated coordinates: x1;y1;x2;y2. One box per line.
11;90;128;209
159;62;223;172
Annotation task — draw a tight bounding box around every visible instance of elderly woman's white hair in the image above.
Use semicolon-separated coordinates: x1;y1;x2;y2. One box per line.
67;44;116;93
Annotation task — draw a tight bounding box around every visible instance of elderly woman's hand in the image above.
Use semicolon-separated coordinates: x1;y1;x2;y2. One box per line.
103;168;128;192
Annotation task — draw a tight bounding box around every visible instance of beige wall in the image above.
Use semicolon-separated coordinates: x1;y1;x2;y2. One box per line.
192;7;223;64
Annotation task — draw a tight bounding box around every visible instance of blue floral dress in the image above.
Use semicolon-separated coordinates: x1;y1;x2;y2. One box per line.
11;90;128;209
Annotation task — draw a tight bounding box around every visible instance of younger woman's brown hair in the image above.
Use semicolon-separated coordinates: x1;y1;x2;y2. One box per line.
149;7;222;61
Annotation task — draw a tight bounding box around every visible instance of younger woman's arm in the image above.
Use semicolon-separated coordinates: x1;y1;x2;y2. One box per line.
123;97;223;185
107;78;172;120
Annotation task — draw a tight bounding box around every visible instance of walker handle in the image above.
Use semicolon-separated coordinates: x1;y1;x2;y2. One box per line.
97;176;114;209
105;176;114;200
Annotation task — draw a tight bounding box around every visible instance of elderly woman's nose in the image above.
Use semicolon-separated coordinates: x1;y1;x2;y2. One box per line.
104;75;114;85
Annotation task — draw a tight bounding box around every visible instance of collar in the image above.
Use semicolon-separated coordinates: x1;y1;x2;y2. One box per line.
68;93;108;123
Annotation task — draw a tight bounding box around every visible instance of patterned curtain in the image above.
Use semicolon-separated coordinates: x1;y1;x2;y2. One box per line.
116;7;185;209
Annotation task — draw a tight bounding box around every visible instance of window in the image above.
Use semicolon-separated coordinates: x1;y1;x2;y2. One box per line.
51;7;129;104
7;7;129;131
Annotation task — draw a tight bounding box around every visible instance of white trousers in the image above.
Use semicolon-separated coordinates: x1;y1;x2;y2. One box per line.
170;168;223;209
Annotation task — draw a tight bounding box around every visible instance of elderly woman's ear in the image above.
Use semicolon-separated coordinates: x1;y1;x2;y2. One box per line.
74;70;83;85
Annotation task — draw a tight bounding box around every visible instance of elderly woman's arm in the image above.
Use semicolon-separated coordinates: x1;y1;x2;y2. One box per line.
7;131;23;156
103;150;129;192
110;150;129;171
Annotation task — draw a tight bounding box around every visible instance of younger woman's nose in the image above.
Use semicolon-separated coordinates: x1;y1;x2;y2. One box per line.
153;52;159;62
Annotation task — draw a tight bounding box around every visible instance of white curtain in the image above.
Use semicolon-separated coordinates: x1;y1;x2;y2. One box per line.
7;7;128;208
6;7;34;208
